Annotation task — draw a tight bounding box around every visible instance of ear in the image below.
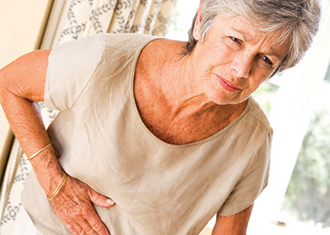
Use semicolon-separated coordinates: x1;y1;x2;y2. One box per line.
193;4;203;40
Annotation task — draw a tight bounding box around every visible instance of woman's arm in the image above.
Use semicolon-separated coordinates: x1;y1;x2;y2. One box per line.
0;50;59;189
0;50;114;235
211;204;253;235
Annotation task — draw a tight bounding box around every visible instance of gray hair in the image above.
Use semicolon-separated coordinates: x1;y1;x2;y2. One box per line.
185;0;322;74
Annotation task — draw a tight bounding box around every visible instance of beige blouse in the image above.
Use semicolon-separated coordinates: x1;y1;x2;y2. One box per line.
22;33;272;235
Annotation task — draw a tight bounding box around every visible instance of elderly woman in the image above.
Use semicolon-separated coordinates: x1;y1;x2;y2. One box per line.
0;0;321;234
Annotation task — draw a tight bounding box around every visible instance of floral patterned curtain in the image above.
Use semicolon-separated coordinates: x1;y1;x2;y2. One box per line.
55;0;176;45
0;0;176;233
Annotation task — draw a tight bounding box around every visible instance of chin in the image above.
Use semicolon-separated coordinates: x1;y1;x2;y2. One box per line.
207;93;241;106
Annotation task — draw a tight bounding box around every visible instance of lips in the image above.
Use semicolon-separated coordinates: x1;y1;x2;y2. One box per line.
216;75;241;92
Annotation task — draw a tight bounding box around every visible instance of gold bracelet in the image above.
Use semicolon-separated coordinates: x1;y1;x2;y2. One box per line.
27;143;52;161
47;173;68;200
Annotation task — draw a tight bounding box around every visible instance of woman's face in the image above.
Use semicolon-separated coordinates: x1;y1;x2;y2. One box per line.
192;15;290;105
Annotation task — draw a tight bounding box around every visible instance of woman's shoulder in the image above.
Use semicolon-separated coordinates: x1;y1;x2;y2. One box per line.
55;33;158;56
100;33;158;52
242;96;273;134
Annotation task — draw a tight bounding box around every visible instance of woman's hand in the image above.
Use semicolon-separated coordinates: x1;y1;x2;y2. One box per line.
50;175;115;235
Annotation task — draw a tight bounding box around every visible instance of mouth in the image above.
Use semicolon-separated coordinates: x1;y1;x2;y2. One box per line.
216;75;241;92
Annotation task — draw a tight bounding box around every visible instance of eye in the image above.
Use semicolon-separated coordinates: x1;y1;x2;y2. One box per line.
230;37;241;43
261;55;273;66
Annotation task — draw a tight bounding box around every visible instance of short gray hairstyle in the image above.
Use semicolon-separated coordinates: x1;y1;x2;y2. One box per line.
186;0;322;74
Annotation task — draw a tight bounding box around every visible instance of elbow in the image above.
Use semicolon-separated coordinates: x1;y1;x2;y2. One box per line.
0;69;5;105
0;68;10;107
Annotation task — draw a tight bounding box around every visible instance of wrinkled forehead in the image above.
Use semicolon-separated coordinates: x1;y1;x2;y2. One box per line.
249;16;293;48
219;15;290;58
227;15;292;49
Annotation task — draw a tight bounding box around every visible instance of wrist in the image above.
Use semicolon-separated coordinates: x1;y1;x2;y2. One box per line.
29;146;65;195
47;172;68;200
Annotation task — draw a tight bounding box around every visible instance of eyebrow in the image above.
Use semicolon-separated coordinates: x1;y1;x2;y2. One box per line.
232;28;284;60
231;28;251;42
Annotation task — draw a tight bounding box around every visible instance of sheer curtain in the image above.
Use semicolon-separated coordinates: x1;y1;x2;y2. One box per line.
0;0;176;233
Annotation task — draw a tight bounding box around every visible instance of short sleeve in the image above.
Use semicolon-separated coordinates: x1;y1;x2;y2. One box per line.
218;131;272;216
44;33;107;111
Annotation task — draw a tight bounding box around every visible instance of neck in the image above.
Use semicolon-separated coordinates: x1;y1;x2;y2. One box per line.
158;42;217;117
134;39;248;145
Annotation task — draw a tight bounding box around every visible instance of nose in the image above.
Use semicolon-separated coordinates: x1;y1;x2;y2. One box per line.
230;52;253;79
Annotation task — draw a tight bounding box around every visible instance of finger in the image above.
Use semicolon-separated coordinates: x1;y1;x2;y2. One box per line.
88;188;115;208
85;208;111;235
76;218;99;235
65;221;83;235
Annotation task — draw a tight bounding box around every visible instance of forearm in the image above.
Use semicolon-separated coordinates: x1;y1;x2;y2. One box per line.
1;94;63;193
212;205;253;235
0;50;63;195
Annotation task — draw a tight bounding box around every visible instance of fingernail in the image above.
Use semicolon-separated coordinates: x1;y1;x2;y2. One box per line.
107;199;115;205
